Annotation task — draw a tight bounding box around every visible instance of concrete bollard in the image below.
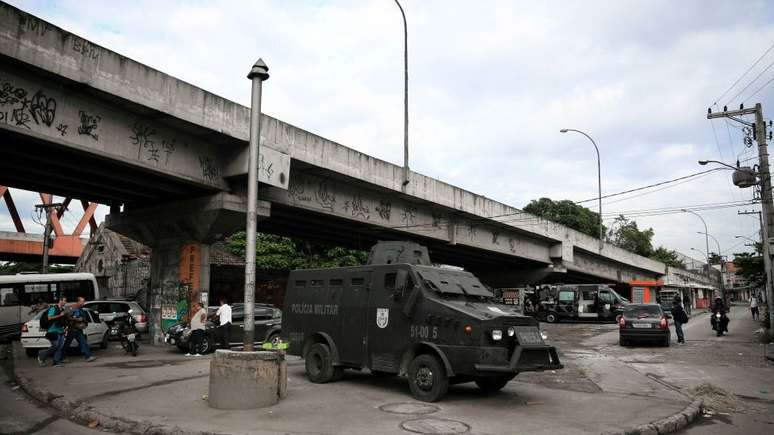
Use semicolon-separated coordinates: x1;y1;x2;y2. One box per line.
208;350;287;409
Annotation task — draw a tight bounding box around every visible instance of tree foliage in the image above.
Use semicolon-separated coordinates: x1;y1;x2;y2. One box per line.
606;215;655;257
523;198;606;239
650;246;686;268
0;262;74;275
225;232;368;272
732;252;765;286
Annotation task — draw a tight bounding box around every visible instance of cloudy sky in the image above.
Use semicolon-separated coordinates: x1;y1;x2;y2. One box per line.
3;0;774;263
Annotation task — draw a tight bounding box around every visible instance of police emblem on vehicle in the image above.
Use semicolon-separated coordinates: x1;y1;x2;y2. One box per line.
376;308;389;328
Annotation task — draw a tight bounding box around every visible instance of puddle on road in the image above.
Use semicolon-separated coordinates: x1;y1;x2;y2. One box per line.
100;359;188;370
379;402;440;415
400;417;470;434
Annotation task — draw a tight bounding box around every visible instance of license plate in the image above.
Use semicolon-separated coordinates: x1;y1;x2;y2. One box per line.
514;327;545;345
633;323;651;329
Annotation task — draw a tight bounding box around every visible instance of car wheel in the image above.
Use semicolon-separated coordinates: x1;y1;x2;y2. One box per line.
100;332;109;349
25;348;39;358
408;354;449;402
545;312;559;323
267;332;280;345
475;374;515;393
304;342;342;383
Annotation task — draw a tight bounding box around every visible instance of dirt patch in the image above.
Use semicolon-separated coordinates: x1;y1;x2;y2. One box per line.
690;383;762;414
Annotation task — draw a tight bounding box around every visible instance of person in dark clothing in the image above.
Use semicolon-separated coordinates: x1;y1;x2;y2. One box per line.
683;293;692;316
62;297;97;362
672;299;689;344
37;297;67;367
711;296;729;334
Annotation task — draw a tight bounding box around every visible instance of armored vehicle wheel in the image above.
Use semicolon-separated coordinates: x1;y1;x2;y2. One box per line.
305;342;342;383
545;312;559;323
474;374;515;393
408;354;449;402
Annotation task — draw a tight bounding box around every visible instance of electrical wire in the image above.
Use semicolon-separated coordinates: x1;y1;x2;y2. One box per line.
713;39;774;106
743;72;774;103
728;58;774;104
575;168;726;204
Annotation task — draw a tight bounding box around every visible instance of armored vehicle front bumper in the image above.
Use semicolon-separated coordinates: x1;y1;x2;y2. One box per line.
474;343;563;373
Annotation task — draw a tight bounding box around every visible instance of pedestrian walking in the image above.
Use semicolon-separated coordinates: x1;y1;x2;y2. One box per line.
684;293;692;316
211;297;232;350
750;296;759;321
187;302;207;356
37;297;67;367
63;297;97;362
672;299;689;344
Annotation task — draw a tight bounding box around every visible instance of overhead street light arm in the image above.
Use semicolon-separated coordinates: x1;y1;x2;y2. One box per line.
560;128;603;253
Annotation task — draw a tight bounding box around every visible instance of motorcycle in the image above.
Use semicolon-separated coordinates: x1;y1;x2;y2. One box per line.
115;310;140;356
711;312;729;337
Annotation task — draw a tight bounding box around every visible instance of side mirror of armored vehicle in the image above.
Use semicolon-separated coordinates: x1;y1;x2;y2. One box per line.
393;269;409;300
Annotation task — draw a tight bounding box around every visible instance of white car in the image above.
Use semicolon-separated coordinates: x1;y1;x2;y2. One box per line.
21;307;109;357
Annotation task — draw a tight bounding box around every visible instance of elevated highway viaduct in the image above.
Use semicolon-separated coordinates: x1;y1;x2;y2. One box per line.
0;3;667;339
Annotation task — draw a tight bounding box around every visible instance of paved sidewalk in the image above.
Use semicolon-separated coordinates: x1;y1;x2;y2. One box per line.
10;340;695;435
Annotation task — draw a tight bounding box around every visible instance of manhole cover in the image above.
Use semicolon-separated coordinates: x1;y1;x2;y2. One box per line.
379;402;440;415
400;417;470;434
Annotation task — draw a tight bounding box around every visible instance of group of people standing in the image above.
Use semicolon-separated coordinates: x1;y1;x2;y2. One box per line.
184;298;232;356
36;296;97;367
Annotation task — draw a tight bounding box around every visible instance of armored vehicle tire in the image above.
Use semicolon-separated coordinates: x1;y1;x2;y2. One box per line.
305;342;343;383
475;374;515;393
545;312;559;323
408;354;449;402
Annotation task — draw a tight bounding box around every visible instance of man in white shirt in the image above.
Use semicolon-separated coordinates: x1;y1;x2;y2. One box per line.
750;296;759;321
187;302;207;356
213;298;232;350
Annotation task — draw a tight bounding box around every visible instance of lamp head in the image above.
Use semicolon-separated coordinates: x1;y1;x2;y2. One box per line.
559;129;569;133
698;160;709;165
680;208;688;212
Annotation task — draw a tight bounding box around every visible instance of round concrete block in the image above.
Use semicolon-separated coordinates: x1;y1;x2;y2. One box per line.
208;350;285;409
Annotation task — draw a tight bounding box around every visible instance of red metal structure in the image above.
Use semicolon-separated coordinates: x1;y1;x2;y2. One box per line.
0;186;97;263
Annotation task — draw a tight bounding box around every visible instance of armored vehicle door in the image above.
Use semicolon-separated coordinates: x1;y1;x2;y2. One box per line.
338;273;371;365
578;287;598;319
598;289;615;320
556;288;576;318
367;266;412;373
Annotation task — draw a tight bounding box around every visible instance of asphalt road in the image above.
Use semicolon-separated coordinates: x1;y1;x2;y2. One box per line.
0;345;111;435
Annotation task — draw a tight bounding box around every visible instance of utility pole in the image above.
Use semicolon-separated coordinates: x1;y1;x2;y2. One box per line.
34;200;63;273
709;103;774;331
395;0;410;190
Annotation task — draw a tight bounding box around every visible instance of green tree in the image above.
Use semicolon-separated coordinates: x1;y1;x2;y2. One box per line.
650;246;686;268
606;215;654;257
732;252;765;287
225;231;368;272
523;197;606;239
0;261;74;275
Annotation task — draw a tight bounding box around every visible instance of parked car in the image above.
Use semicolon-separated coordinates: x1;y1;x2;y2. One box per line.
164;303;281;354
21;306;108;357
618;303;671;347
84;300;148;334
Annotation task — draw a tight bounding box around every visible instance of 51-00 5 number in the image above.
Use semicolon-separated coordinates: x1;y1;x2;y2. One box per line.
410;325;438;339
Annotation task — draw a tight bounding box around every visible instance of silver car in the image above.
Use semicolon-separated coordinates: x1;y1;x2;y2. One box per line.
84;300;148;333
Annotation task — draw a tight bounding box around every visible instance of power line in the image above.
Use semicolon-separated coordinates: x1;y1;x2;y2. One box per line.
714;39;774;105
728;58;774;104
575;168;726;204
743;72;774;103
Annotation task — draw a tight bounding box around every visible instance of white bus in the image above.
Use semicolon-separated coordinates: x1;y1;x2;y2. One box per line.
0;273;100;340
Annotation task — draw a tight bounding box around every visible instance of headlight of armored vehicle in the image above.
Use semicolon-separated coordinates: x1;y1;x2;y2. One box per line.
507;326;516;337
541;331;548;340
491;329;503;341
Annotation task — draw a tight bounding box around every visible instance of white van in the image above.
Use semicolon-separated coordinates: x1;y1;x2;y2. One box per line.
0;273;100;340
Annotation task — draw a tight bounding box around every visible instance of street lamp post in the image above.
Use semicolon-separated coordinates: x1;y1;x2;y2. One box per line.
698;231;725;298
683;209;712;285
395;0;410;189
244;59;270;351
560;129;603;252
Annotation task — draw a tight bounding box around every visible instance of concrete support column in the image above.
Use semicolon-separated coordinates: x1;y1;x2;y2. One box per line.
148;238;184;345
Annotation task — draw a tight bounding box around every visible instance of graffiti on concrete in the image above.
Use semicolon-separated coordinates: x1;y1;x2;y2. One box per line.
11;106;31;129
288;176;312;203
491;230;500;245
508;238;516;253
20;15;53;37
259;153;274;180
0;80;57;130
129;120;180;167
315;180;336;212
71;38;100;60
0;81;26;106
198;156;220;183
376;200;392;221
401;205;417;226
431;212;443;228
467;223;477;239
56;123;68;136
129;121;156;159
28;90;56;126
77;110;101;140
344;193;370;220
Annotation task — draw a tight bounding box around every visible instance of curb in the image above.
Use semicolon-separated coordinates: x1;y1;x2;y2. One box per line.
601;397;703;435
11;347;226;435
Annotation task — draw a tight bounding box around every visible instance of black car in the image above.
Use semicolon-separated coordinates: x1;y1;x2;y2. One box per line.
164;303;281;354
618;303;670;347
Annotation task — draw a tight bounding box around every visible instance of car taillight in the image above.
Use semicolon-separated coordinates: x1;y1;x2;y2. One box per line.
618;316;626;328
21;324;28;333
659;317;668;329
138;314;147;323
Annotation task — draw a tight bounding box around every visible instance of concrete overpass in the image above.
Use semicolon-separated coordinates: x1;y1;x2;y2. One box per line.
0;2;671;328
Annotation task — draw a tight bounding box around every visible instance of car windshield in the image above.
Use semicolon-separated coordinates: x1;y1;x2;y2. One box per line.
415;267;492;297
624;305;662;318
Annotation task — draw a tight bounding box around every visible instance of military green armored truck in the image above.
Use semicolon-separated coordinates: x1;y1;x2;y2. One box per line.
282;241;563;402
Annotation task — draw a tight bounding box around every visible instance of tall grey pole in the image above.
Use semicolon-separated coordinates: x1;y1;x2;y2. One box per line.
395;0;410;189
753;104;774;332
699;231;725;298
683;209;711;285
42;207;51;273
560;129;603;252
244;59;269;351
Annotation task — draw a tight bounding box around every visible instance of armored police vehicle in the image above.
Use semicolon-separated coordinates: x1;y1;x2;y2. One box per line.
536;284;629;323
282;241;563;402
